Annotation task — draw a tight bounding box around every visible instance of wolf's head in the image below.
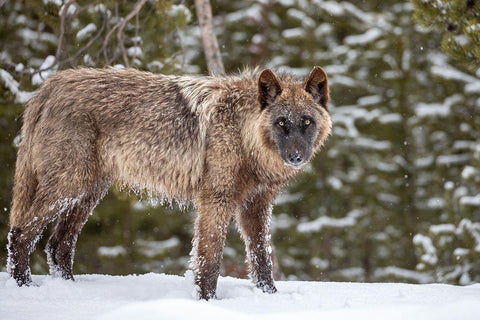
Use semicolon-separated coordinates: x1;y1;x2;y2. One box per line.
257;67;332;169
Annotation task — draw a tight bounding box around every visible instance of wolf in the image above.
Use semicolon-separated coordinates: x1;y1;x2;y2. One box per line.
7;66;331;299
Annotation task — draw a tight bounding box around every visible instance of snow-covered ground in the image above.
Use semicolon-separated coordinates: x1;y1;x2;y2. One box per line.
1;271;479;320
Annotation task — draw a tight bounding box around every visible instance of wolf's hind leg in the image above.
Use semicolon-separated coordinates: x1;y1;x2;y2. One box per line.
46;181;109;280
7;188;69;286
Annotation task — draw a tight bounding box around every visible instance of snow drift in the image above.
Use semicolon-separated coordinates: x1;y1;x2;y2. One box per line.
1;272;479;320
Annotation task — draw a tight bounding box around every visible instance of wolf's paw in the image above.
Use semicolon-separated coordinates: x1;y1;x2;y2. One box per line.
255;280;277;294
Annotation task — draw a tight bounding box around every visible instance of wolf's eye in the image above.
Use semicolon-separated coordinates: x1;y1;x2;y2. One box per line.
278;120;285;127
304;119;311;126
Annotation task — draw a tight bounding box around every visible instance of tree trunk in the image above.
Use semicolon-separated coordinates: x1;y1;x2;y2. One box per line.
194;0;225;75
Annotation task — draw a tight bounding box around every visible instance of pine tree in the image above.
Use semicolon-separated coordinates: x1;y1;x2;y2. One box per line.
413;62;480;283
411;0;480;71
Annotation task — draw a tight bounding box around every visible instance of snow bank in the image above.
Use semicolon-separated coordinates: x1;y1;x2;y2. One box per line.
1;272;479;320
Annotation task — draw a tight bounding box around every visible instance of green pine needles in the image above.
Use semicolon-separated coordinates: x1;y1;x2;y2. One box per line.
411;0;480;71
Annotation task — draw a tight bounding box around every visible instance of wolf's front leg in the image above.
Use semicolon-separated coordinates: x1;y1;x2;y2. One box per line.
236;190;278;294
191;191;235;300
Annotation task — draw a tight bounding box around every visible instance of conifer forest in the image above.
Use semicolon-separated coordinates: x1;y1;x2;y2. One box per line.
0;0;479;285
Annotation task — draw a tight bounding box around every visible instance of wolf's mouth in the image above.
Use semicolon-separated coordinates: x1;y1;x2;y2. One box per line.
283;161;306;170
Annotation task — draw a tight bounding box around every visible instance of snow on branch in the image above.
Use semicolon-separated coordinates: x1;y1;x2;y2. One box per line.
344;28;383;46
297;209;365;233
374;266;433;284
0;69;35;104
413;234;438;266
457;219;480;252
32;55;57;85
459;194;480;207
430;53;480;90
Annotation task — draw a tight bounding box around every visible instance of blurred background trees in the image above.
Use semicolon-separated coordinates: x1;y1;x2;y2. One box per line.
0;0;478;284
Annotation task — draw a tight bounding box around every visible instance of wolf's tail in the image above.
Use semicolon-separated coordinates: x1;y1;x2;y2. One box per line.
9;94;44;227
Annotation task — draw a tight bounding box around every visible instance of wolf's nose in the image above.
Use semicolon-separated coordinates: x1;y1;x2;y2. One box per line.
288;151;303;165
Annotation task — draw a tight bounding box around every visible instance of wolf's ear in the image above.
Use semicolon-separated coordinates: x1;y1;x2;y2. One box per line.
258;69;282;110
304;66;329;109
